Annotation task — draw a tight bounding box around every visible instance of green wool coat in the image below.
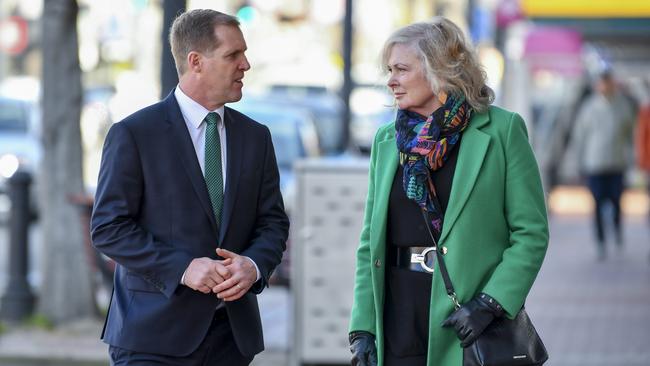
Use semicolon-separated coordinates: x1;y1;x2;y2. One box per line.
349;106;549;366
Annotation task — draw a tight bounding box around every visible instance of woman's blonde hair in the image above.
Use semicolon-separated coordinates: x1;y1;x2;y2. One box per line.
381;17;494;112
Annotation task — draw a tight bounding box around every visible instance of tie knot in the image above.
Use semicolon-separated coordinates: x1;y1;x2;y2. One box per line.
205;112;220;126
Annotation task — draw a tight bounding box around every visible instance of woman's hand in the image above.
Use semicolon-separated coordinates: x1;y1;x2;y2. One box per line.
349;331;378;366
441;293;504;347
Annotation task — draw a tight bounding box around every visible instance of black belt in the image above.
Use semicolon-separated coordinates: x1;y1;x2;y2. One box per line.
393;246;437;273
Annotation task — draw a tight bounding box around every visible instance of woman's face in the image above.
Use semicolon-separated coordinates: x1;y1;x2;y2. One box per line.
386;43;441;116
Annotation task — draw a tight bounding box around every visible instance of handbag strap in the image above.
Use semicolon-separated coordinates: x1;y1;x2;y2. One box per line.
421;209;461;309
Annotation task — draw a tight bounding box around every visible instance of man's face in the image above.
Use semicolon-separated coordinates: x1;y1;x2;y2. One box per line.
596;76;615;97
199;25;250;107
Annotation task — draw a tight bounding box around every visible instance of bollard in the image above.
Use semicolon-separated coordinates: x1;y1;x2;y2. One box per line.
0;171;35;322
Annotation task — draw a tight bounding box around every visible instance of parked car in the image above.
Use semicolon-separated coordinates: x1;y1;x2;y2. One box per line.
230;99;320;285
0;96;41;181
249;84;395;155
269;85;345;155
0;96;41;221
229;99;320;214
350;85;395;154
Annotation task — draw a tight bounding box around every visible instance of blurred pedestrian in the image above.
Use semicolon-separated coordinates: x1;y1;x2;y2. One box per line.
348;17;549;366
90;9;289;365
572;70;636;260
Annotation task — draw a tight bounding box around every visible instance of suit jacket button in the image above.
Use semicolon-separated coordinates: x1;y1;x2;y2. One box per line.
374;259;381;268
441;247;448;255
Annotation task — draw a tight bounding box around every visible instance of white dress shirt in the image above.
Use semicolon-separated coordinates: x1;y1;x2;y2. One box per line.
174;86;227;183
174;86;260;285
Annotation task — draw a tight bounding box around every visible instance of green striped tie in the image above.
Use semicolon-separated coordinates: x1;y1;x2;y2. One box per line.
204;112;224;225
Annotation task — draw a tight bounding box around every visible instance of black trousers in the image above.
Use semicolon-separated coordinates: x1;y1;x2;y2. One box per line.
109;309;253;366
383;267;432;366
586;173;624;244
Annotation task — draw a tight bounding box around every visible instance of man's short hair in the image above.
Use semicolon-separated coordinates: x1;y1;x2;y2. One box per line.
169;9;240;76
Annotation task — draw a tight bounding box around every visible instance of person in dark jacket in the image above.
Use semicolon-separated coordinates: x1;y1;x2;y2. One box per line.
572;71;636;259
91;9;289;365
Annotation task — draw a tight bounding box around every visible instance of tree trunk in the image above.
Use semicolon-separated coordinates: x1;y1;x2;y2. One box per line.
39;0;95;323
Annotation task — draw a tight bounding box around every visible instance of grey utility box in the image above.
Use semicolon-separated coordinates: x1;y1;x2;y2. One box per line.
291;157;370;366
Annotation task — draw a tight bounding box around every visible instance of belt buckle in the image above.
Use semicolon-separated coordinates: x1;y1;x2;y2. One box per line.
410;247;436;273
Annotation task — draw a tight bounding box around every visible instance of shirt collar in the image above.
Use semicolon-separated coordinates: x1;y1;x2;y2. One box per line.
174;86;225;129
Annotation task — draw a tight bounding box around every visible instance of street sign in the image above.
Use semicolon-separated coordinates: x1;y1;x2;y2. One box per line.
0;16;29;56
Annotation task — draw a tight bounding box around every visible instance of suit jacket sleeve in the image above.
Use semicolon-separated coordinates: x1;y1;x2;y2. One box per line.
241;125;289;293
91;122;193;298
482;112;549;317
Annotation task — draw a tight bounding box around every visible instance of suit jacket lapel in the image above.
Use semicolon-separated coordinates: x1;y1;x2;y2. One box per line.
219;107;243;243
439;111;491;244
164;93;219;236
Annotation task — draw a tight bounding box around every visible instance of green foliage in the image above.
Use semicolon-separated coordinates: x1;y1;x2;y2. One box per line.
0;321;5;335
24;314;54;330
99;305;108;319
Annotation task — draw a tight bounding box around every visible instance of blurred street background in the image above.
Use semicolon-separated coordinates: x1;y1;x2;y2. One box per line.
0;0;649;365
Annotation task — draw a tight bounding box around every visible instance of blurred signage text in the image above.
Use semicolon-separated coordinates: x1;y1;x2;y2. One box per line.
522;0;650;18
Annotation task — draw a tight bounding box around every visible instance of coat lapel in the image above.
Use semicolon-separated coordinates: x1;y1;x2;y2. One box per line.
370;129;398;251
218;107;243;243
164;93;219;236
439;111;491;244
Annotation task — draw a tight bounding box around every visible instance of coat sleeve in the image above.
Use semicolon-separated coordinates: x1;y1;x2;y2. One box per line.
241;125;290;294
482;112;549;318
90;122;194;299
349;130;380;335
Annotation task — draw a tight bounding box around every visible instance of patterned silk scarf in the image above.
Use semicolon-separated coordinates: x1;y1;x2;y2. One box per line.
395;93;472;235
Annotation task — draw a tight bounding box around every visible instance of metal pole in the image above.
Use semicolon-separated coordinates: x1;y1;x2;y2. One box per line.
0;1;5;82
466;0;476;42
160;0;186;99
0;171;35;322
341;0;354;151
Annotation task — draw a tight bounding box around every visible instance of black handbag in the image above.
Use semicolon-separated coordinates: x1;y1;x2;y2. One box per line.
421;211;549;366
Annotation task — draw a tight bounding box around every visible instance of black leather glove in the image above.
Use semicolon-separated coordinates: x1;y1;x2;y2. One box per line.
349;331;378;366
441;293;505;347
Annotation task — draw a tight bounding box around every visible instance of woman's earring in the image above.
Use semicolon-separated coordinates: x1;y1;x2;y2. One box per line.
438;91;448;105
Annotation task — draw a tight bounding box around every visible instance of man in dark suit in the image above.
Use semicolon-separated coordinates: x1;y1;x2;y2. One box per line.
90;9;289;365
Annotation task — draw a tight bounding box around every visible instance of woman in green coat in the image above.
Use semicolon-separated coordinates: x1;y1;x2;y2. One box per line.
348;17;548;366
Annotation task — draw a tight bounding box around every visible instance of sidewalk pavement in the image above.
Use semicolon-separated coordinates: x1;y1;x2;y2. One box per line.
0;192;649;365
0;287;290;366
526;214;650;366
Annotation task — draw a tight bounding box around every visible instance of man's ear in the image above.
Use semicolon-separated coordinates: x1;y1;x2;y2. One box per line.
187;51;201;73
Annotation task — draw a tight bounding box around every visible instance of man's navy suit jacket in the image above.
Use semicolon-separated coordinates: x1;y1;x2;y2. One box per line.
90;92;289;357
